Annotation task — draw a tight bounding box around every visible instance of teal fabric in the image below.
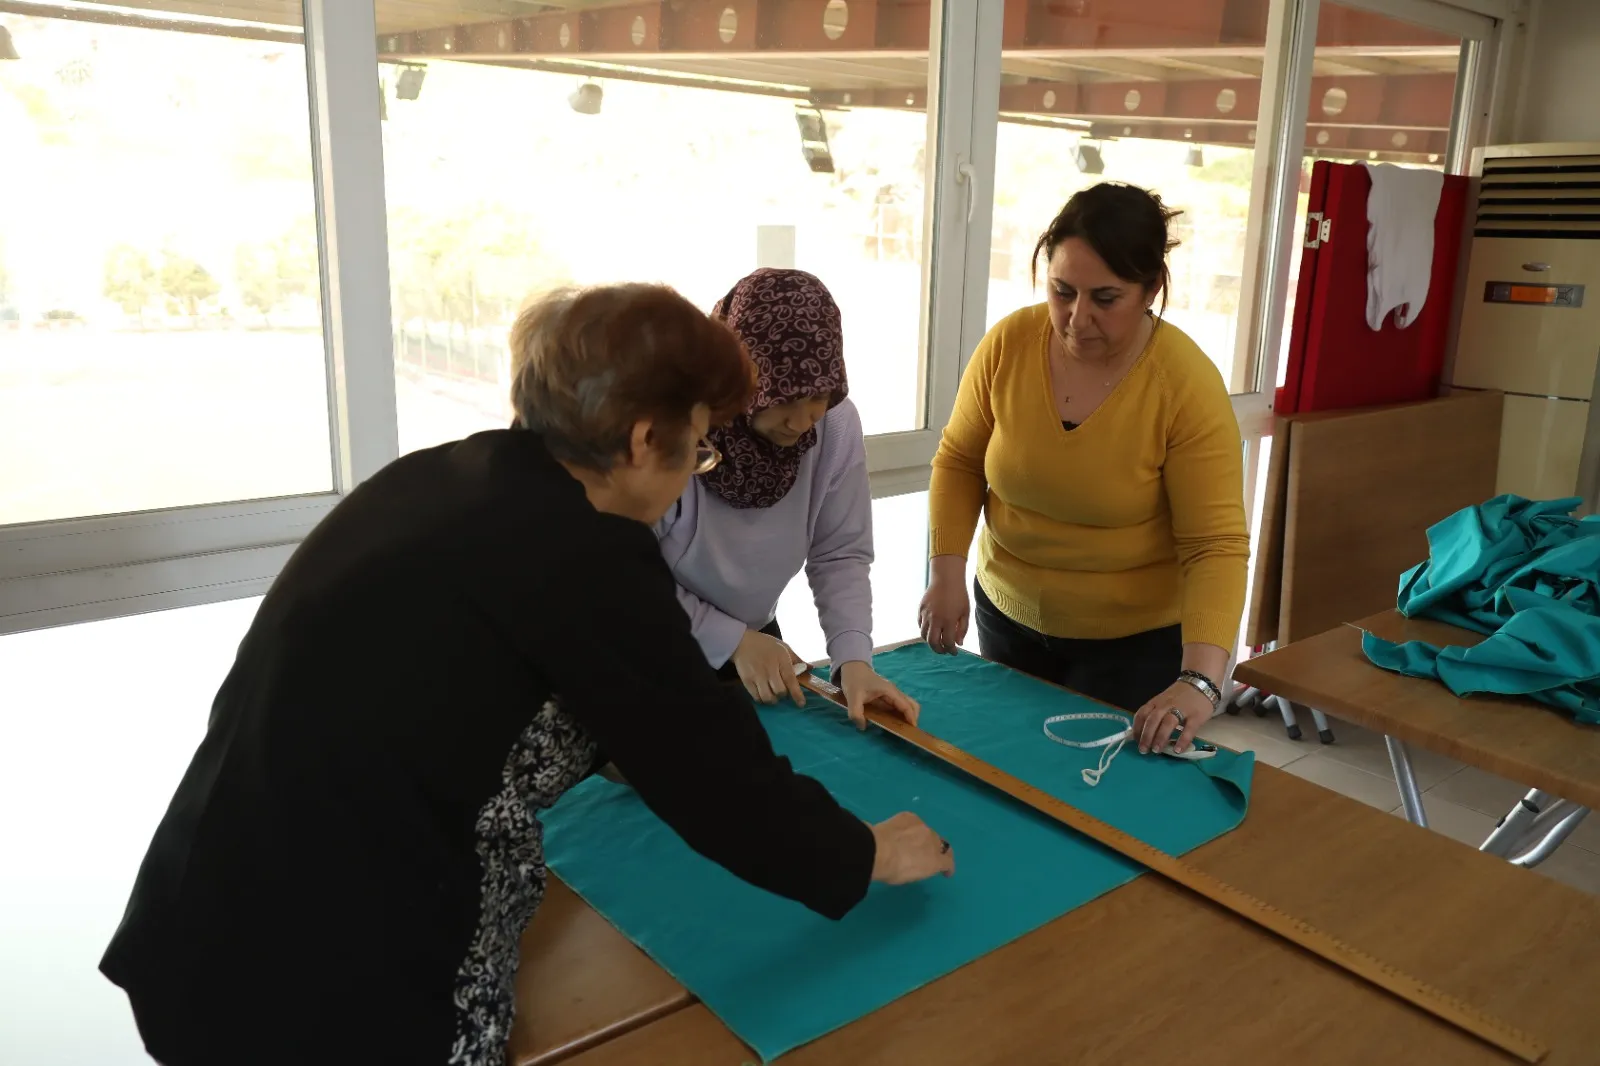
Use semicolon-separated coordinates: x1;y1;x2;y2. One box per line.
1362;494;1600;724
541;643;1253;1061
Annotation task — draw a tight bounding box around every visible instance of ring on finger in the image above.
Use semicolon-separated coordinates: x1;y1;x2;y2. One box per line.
1171;707;1187;728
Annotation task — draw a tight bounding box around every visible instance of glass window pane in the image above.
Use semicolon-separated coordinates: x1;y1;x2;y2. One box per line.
0;6;332;526
1276;5;1462;389
376;2;936;455
985;5;1273;393
776;490;928;662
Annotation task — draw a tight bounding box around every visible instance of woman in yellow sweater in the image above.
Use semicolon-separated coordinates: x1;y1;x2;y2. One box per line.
919;182;1247;756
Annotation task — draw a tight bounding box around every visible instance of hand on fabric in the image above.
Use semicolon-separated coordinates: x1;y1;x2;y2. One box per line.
732;628;807;707
837;660;920;731
918;556;970;655
1132;680;1216;755
868;812;954;883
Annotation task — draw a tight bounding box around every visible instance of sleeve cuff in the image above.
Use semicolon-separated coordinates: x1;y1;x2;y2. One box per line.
825;631;874;677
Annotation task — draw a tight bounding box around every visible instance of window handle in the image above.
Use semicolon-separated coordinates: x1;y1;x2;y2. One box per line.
956;160;977;224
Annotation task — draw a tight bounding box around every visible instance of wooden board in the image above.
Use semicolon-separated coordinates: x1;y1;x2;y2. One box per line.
562;763;1600;1065
1235;611;1600;812
1277;391;1502;645
507;878;692;1065
1244;416;1292;647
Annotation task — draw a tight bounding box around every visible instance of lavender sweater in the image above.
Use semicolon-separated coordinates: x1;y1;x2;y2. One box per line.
655;399;875;671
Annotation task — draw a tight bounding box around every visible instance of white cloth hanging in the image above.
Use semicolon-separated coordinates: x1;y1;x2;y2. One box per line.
1362;163;1444;331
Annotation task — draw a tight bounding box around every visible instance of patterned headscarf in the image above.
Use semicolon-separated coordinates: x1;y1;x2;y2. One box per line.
701;269;848;510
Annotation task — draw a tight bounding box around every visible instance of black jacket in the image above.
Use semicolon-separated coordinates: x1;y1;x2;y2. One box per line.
101;428;874;1066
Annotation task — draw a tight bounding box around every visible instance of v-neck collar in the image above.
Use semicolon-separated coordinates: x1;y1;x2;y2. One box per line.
1039;315;1156;438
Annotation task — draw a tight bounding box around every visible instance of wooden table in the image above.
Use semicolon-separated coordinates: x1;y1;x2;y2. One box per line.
507;878;690;1064
549;761;1600;1065
1235;611;1600;856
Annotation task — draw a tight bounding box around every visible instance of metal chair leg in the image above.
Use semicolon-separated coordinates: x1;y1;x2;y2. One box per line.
1310;707;1335;744
1276;696;1302;741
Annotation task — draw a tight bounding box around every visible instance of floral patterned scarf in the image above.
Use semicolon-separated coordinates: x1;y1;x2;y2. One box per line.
701;269;848;510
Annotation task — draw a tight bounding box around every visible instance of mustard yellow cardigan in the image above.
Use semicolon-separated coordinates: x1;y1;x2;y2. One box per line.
929;304;1248;650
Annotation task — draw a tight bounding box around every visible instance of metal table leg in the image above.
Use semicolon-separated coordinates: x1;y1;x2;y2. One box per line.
1508;804;1590;869
1480;790;1553;858
1386;736;1429;827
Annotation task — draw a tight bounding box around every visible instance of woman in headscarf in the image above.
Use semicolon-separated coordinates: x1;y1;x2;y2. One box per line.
656;268;919;728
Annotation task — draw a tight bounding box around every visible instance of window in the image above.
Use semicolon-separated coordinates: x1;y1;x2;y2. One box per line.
983;4;1271;394
776;490;929;662
0;7;330;526
375;1;941;456
1275;3;1466;388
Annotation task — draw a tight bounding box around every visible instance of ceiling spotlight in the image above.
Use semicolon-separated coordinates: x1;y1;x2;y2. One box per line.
1185;145;1204;168
795;107;835;173
1071;143;1104;175
395;64;426;101
0;26;19;61
568;81;603;115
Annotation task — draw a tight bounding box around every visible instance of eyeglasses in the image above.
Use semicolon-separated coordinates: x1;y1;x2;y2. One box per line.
693;438;721;475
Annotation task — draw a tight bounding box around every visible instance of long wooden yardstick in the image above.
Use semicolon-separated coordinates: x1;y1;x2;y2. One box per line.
796;670;1547;1063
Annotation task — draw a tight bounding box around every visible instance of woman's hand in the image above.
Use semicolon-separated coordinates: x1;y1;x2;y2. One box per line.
918;555;970;655
1132;679;1217;755
869;812;954;883
837;660;920;730
731;628;807;707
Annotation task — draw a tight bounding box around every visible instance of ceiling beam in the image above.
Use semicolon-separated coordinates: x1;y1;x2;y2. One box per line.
377;0;1458;59
808;73;1455;131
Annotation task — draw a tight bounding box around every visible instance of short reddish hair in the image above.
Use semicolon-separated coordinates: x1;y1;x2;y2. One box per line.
509;284;756;470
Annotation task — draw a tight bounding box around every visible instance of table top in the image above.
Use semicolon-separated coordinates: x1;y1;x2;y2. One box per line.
1235;610;1600;810
557;761;1600;1065
507;877;691;1065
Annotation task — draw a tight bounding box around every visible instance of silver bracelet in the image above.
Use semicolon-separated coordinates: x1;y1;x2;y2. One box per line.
1176;670;1222;710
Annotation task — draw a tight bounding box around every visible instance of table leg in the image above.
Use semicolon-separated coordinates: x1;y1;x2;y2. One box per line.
1385;736;1429;827
1480;790;1552;858
1507;804;1590;869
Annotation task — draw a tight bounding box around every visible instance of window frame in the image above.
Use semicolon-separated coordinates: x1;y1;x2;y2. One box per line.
0;0;395;635
0;0;1514;635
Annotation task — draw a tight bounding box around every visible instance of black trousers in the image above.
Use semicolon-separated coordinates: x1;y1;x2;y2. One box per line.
715;617;783;683
973;581;1181;712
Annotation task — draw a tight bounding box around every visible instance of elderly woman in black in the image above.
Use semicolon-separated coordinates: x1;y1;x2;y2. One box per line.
100;284;953;1066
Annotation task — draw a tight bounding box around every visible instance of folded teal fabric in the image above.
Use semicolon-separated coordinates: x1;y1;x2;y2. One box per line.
1361;494;1600;724
542;643;1253;1061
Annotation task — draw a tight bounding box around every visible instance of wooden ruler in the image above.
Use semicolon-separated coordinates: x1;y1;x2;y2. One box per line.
797;671;1548;1063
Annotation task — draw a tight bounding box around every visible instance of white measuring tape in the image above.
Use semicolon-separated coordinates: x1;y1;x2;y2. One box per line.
1044;710;1218;786
1042;712;1132;787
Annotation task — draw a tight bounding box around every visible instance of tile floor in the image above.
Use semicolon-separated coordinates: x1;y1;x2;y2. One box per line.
1197;704;1600;895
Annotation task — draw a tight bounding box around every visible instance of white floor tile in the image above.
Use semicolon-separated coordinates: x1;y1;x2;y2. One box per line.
1283;753;1402;811
1309;719;1463;791
1196;716;1309;769
1426;765;1528;818
1389;796;1498;849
